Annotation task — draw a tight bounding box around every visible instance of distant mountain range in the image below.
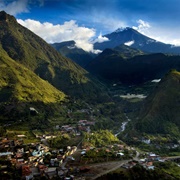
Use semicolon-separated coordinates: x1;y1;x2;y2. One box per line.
53;27;180;57
52;27;180;71
94;27;180;55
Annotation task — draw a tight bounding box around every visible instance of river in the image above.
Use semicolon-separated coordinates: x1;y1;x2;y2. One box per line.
115;114;131;137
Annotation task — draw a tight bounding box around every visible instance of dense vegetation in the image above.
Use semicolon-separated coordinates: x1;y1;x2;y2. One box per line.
0;49;65;103
83;130;120;147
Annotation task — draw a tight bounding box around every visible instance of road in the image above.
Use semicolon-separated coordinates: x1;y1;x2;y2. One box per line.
165;156;180;160
88;149;179;180
133;150;140;161
84;160;130;180
90;149;140;179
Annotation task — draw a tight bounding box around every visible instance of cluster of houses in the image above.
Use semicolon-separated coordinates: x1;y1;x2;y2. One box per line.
0;119;97;179
122;152;167;170
1;116;177;179
0;137;24;150
55;120;95;135
141;138;180;150
122;160;155;170
80;143;134;161
0;136;79;179
0;133;176;180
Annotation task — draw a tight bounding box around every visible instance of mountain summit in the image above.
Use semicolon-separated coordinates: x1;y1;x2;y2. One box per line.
0;10;16;22
94;27;180;54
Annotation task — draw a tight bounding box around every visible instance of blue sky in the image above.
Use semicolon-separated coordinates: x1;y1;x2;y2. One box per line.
1;0;180;52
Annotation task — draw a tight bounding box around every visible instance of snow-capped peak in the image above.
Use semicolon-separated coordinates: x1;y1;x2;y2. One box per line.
114;27;131;33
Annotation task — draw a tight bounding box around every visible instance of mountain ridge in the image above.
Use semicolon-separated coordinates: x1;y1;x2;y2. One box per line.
135;70;180;137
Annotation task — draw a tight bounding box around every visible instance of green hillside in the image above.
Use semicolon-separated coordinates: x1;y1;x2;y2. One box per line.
0;48;65;104
0;11;107;101
0;44;68;123
135;70;180;137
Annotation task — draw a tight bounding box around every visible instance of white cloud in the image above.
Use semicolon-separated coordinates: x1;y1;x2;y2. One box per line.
0;0;29;15
170;40;180;46
93;33;109;43
157;37;180;46
99;17;126;31
124;40;134;46
17;19;99;53
133;21;180;46
92;49;102;54
132;19;151;34
153;36;180;46
91;11;127;32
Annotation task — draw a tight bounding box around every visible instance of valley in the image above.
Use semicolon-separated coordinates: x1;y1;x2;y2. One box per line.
0;10;180;180
0;79;180;179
